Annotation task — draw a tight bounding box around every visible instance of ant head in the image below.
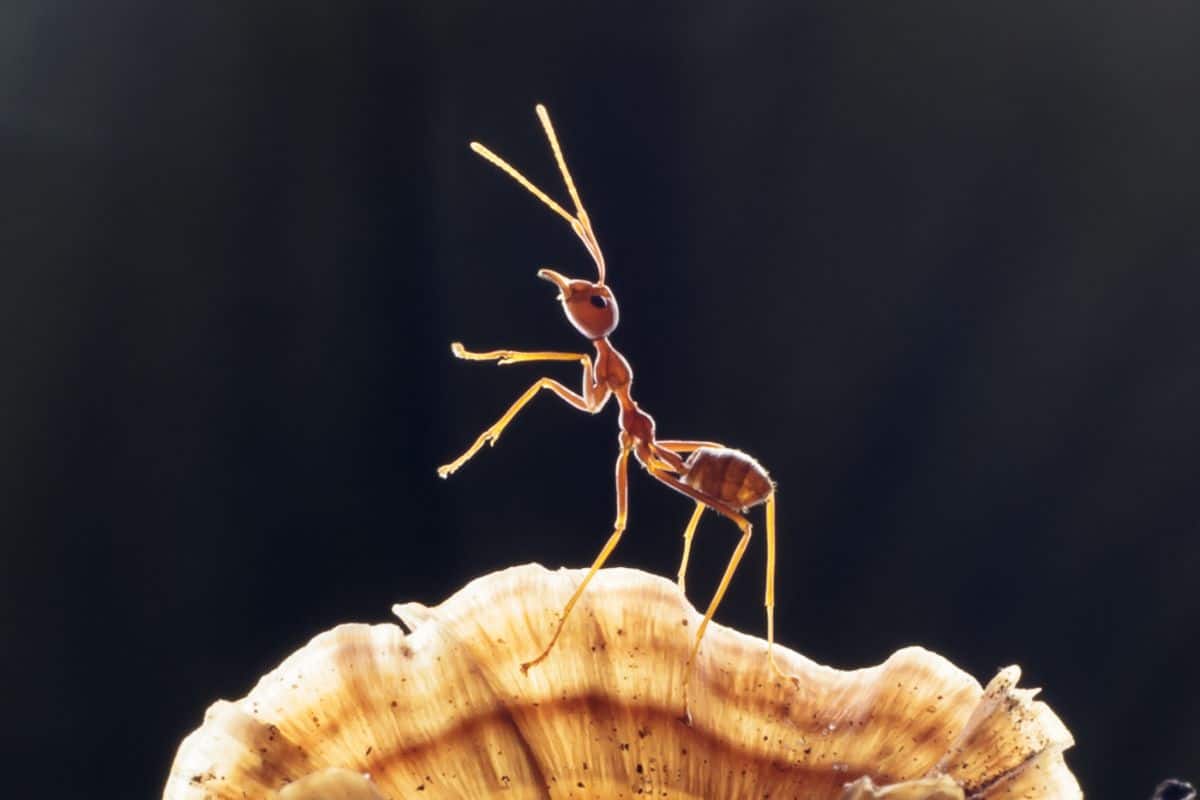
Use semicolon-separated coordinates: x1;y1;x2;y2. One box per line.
538;268;619;339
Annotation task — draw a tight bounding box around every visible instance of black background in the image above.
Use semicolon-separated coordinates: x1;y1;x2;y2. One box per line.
3;1;1198;797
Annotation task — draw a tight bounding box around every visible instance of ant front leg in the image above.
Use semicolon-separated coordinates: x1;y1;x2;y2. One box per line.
438;378;590;477
450;342;605;412
450;341;589;367
438;344;609;477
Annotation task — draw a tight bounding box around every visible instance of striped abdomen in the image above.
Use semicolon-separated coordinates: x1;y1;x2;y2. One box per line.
682;447;774;512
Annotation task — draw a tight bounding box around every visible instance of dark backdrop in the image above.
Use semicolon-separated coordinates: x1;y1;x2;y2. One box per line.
3;1;1198;797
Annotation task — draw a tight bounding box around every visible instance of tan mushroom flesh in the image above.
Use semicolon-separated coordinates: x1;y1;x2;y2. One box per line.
164;564;1080;799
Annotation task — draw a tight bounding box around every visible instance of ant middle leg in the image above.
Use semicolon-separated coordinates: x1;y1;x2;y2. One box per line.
522;435;633;673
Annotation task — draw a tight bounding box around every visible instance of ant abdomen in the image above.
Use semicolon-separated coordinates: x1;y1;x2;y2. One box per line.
682;447;774;512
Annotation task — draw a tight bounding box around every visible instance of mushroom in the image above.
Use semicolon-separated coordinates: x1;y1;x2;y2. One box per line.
163;564;1080;799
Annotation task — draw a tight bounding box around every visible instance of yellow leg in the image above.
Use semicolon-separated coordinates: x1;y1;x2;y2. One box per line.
762;494;801;688
653;440;727;475
522;438;632;672
437;377;590;478
684;513;752;720
676;502;706;594
650;470;800;717
686;515;748;686
450;341;588;367
645;467;754;723
657;440;726;453
763;493;796;683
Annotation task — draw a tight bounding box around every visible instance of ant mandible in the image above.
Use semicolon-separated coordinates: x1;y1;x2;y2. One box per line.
439;104;798;718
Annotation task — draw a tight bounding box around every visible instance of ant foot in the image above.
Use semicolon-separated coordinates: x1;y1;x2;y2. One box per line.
520;654;548;674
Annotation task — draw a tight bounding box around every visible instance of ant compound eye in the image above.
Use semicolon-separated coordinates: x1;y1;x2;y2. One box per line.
589;295;608;309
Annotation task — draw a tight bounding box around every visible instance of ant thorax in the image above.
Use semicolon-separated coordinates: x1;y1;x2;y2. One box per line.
593;338;632;391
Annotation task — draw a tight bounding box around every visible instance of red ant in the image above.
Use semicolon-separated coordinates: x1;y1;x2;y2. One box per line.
439;105;797;719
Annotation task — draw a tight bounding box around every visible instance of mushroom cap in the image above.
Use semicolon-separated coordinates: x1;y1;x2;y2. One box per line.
163;564;1080;799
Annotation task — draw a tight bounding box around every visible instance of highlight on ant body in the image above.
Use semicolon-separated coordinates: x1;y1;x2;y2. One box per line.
439;104;798;720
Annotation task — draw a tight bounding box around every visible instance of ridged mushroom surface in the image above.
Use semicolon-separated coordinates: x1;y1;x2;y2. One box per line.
164;564;1080;799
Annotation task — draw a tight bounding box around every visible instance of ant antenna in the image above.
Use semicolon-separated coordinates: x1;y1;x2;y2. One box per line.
469;104;607;284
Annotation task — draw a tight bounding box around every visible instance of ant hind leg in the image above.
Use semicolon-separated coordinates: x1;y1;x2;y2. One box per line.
685;507;752;725
656;440;727;454
646;468;755;724
676;502;705;595
763;493;801;690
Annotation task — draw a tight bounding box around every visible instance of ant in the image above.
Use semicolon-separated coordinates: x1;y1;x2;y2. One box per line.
439;105;797;719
